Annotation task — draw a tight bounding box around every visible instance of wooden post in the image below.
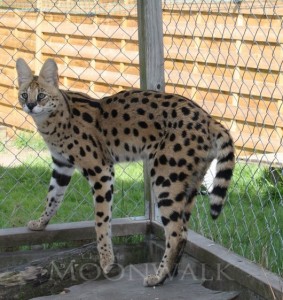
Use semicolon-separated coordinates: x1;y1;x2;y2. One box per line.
137;0;165;91
137;0;165;223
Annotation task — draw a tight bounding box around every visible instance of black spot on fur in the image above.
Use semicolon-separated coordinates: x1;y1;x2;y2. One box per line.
150;102;158;109
161;216;170;226
96;195;104;203
216;169;233;180
124;128;130;135
123;113;130;121
156;176;165;186
170;133;176;141
159;192;170;198
73;125;80;134
169;173;178;182
87;168;96;176
80;147;86;157
174;144;182;152
112;128;118;136
170;211;180;221
101;176;112;182
162;179;171;187
187;149;195;156
94;166;102;173
137;108;145;115
192;111;199;121
159;155;167;165
52;170;71;187
175;192;185;202
105;190;112;202
158;199;174;208
82;112;93;123
169;158;177;166
111;109;118;118
72;108;80;116
138;121;148;129
181;107;190;115
218;152;235;164
94;182;103;190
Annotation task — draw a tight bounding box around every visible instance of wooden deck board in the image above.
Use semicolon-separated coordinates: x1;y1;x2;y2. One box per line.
30;263;239;300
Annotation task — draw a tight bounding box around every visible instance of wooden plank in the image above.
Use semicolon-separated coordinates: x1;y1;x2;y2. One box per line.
0;108;35;131
58;65;140;89
42;41;139;64
165;69;283;100
42;20;138;40
163;0;283;17
0;15;36;31
164;44;282;72
26;263;239;300
151;221;283;300
163;20;283;44
233;131;282;153
238;152;283;167
199;101;283;127
0;219;150;248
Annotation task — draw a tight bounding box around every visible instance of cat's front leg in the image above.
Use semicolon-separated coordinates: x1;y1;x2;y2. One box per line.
28;157;74;231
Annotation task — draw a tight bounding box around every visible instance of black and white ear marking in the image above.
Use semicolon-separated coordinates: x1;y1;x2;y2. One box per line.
16;58;33;87
39;58;59;87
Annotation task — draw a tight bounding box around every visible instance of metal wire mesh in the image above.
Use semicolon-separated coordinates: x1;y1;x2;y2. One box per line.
0;0;282;277
0;0;144;228
162;0;283;276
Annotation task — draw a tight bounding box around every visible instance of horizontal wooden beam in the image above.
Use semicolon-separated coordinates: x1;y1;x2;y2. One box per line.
151;221;283;300
163;1;283;17
0;218;150;248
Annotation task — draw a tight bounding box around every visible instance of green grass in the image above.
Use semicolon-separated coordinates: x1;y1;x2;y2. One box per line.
0;153;282;276
12;131;48;152
192;163;283;276
0;157;144;228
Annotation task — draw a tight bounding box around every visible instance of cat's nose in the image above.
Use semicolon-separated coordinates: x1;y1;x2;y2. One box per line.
26;102;37;111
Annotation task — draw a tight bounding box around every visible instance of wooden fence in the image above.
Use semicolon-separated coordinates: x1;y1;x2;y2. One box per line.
0;0;282;156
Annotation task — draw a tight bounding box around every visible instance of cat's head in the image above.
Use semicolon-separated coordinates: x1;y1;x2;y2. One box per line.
16;58;60;118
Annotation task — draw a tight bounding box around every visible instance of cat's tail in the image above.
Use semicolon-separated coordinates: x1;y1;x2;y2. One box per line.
209;128;235;219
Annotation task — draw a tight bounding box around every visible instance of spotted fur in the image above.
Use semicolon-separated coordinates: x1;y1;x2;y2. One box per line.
16;58;235;286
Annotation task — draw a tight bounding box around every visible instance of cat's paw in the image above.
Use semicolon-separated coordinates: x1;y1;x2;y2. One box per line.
27;220;46;231
102;262;116;274
100;253;116;274
143;274;166;287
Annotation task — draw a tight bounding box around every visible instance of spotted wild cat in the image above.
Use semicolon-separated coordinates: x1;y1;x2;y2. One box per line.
16;58;235;286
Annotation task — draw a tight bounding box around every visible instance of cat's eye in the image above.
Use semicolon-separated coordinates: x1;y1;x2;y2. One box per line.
37;93;46;101
21;92;28;100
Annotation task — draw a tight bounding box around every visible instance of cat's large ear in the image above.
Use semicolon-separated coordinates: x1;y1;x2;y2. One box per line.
16;58;33;87
39;58;59;87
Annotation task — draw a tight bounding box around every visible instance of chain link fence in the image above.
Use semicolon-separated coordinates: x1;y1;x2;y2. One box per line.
162;0;283;277
0;0;144;229
0;0;282;277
